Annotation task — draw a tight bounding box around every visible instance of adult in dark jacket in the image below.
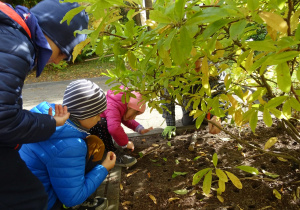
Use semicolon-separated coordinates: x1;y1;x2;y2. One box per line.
0;0;88;209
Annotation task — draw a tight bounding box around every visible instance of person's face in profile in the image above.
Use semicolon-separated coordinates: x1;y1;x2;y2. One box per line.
45;35;67;64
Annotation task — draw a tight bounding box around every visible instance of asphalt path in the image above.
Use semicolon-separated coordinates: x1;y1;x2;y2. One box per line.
22;77;184;135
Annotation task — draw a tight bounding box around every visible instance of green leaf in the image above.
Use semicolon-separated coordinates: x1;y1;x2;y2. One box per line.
203;170;212;196
230;19;247;40
175;0;186;21
202;19;232;40
267;51;299;65
247;40;277;51
262;170;279;178
236;165;259;175
164;29;177;50
247;0;259;11
149;10;173;23
163;158;167;162
269;108;284;119
264;137;278;150
225;171;243;189
180;26;192;57
192;168;211;185
249;110;258;133
95;37;104;56
295;24;300;41
171;37;185;65
195;113;206;129
172;171;188;178
167;141;172;146
127;51;137;70
193;156;201;161
265;96;287;109
216;169;228;182
282;101;291;118
212;153;218;167
263;108;273;127
289;97;300;111
275;63;291;93
139;152;144;158
61;6;85;25
173;189;188;195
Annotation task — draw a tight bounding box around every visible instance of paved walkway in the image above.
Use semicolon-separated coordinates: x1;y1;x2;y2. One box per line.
23;77;185;210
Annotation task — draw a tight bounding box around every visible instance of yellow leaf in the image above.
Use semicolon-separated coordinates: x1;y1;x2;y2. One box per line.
120;183;123;190
217;195;224;203
152;144;159;147
259;12;288;34
190;47;197;57
264;137;278;150
188;190;197;196
218;180;226;192
291;10;300;32
121;201;132;206
267;25;277;41
72;38;90;62
273;189;282;200
126;169;140;177
234;109;243;127
216;169;228;182
168;197;180;202
147;172;151;178
225;171;243;189
245;50;254;72
277;157;288;162
148;193;157;204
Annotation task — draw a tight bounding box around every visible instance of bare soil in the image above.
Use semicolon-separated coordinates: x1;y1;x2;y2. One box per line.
119;121;300;210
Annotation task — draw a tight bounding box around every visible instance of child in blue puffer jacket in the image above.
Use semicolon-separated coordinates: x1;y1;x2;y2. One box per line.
19;79;116;210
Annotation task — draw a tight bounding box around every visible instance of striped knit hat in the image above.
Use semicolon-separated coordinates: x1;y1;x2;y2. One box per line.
63;79;107;120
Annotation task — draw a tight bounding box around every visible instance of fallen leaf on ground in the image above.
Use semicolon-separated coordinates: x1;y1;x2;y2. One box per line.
148;193;157;204
126;169;140;177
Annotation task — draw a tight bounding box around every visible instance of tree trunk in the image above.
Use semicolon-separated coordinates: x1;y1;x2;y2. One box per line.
144;0;152;31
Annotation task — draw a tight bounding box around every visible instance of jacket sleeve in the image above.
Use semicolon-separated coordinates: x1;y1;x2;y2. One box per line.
105;108;129;147
0;105;56;145
122;119;140;131
47;144;108;207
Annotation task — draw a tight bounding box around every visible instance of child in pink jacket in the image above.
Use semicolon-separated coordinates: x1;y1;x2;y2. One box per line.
90;87;153;167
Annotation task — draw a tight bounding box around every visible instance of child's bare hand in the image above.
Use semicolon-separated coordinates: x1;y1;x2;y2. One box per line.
48;104;70;127
140;127;153;134
208;116;222;134
127;141;135;151
102;151;116;170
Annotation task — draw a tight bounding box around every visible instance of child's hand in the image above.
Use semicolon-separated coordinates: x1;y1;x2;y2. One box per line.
127;141;135;151
101;151;116;171
208;116;222;134
140;127;153;134
48;104;70;127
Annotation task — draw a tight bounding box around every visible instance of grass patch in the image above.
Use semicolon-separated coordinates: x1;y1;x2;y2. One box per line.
25;57;115;84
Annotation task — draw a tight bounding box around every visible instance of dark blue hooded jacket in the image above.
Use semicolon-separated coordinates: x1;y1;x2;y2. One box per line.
0;4;56;149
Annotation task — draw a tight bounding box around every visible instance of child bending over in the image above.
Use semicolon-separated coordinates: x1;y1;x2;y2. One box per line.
19;79;116;210
90;86;153;167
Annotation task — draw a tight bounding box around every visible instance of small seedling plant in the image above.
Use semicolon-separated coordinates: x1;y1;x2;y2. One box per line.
192;153;242;202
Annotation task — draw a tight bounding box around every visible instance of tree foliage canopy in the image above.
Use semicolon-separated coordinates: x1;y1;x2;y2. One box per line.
66;0;300;143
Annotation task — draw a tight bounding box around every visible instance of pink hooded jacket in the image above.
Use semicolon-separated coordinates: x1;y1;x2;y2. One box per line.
100;89;141;147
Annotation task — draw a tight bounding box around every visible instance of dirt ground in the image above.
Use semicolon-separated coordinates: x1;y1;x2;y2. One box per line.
119;121;300;210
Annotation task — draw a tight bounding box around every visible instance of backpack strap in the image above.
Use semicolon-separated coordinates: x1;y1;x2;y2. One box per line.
0;2;31;38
